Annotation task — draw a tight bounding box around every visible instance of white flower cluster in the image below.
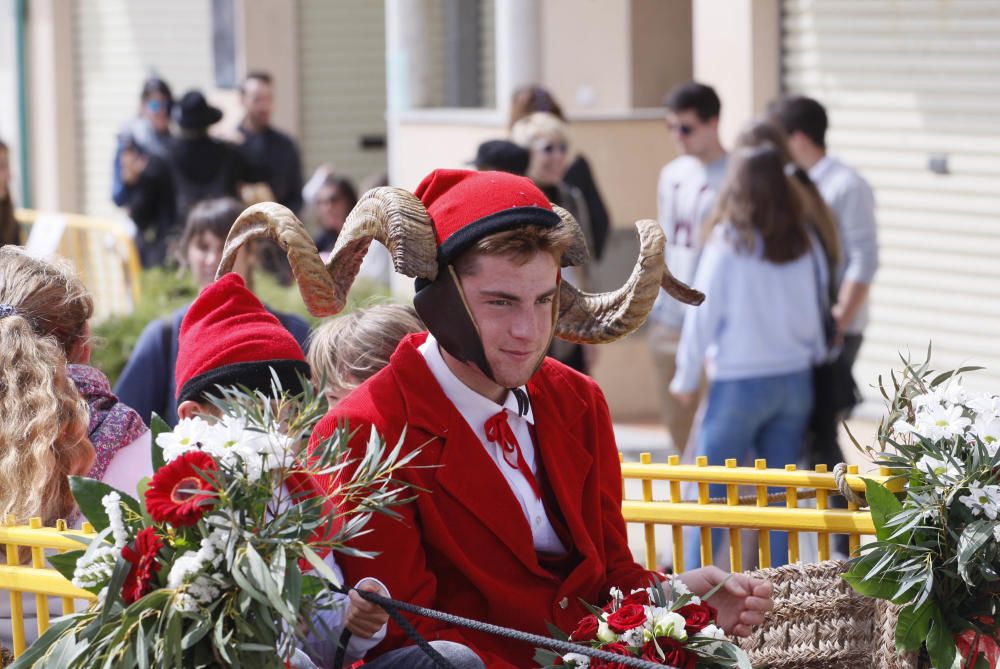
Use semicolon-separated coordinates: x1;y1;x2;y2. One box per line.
959;485;1000;521
167;527;230;612
561;652;590;668
156;415;295;482
894;385;1000;454
102;491;129;548
71;542;120;589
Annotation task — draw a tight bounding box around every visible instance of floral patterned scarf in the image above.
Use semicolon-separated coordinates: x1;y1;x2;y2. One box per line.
68;364;148;481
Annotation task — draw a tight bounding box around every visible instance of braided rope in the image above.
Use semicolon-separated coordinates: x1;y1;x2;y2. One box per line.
342;586;670;669
683;462;867;506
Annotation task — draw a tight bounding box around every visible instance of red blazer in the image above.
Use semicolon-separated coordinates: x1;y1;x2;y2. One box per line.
310;333;653;668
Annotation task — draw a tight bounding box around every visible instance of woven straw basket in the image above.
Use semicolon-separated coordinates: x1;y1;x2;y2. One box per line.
737;560;921;669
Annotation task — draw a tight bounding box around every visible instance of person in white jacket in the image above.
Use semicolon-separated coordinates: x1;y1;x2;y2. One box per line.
671;144;829;571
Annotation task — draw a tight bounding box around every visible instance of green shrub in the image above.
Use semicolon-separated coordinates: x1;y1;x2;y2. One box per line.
91;268;392;386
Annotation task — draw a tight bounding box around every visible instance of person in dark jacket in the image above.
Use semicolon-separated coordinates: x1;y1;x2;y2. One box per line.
508;85;610;261
168;91;253;226
114;198;309;427
236;72;304;214
111;77;177;267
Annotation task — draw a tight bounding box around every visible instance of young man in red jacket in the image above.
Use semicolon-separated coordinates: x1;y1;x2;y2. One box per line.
221;170;773;668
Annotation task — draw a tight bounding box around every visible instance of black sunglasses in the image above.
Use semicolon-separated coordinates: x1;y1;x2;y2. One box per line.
538;142;568;155
667;122;695;136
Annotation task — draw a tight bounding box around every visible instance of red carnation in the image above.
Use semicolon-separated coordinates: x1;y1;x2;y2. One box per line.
570;614;600;641
592;642;631;669
606;604;647;633
145;451;218;527
677;601;717;635
642;636;696;669
121;527;163;604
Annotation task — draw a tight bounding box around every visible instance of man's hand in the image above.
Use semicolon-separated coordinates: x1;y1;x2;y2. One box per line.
345;581;389;639
120;147;148;186
677;565;773;637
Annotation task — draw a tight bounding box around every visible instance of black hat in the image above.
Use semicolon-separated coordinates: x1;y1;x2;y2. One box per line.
173;90;224;130
471;140;530;176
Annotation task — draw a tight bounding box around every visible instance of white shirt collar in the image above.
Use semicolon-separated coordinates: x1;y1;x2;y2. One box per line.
419;334;534;426
808;154;835;183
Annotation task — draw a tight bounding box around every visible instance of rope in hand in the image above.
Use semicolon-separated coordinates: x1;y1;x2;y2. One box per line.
331;584;669;669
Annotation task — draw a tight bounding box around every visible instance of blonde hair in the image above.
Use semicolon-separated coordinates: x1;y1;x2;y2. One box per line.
510;112;568;148
0;247;94;524
308;304;424;397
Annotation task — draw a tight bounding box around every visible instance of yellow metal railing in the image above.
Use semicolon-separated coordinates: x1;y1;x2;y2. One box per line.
1;516;96;659
619;454;897;573
2;460;895;660
16;208;142;323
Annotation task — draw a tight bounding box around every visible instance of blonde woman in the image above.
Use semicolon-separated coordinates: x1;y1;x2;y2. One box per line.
308;304;424;407
0;248;151;499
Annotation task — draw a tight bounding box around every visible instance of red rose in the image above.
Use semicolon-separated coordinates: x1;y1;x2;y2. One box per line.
121;527;163;604
606;603;647;633
571;614;600;641
592;642;631;669
642;636;696;669
145;451;218;527
677;601;717;635
620;590;650;608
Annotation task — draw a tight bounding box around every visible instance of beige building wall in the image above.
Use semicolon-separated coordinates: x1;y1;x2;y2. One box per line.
693;0;780;146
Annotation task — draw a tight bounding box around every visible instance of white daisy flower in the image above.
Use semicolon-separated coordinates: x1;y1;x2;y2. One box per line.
157;417;213;462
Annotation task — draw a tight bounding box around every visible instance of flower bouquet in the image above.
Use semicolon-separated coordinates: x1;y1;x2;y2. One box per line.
535;578;751;669
843;350;1000;669
11;380;415;668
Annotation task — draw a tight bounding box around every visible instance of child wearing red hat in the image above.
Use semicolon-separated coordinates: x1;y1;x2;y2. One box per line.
214;170;772;668
174;271;483;669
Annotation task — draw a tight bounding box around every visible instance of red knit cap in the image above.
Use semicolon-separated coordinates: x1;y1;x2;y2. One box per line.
414;169;560;263
175;273;309;403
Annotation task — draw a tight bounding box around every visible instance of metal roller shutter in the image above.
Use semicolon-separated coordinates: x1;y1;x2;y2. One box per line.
298;0;388;187
782;0;1000;400
72;0;215;218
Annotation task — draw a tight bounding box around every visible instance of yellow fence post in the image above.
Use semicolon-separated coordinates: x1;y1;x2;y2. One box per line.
668;454;684;573
640;453;657;570
725;459;742;572
696;456;713;568
815;464;830;561
785;464;799;563
4;514;25;657
755;459;771;569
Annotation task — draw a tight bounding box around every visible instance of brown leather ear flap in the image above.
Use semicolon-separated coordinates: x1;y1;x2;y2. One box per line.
413;266;495;381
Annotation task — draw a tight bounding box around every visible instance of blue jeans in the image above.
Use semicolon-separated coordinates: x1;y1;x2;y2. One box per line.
683;370;813;571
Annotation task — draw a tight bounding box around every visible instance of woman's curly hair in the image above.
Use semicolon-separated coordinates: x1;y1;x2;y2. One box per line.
0;247;94;525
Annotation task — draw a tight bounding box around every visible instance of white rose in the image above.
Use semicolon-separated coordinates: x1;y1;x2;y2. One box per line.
652;611;688;641
596;620;619;643
697;623;727;640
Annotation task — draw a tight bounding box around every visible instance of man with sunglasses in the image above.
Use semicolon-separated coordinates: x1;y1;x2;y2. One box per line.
648;81;729;457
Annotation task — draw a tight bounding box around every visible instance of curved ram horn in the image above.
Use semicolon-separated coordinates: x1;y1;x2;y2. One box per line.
326;187;439;303
216;187;438;317
554;218;704;344
550;204;592;267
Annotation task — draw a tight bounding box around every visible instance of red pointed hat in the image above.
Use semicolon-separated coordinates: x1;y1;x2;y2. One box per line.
414;169;560;264
175;272;309;404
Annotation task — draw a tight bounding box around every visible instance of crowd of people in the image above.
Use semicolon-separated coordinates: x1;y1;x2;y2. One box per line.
0;76;881;667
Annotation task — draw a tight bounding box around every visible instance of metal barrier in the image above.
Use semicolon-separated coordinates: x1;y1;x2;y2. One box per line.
15;209;142;323
619;453;898;573
0;516;95;659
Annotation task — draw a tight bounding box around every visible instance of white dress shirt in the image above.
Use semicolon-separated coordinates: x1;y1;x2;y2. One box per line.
419;335;566;554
